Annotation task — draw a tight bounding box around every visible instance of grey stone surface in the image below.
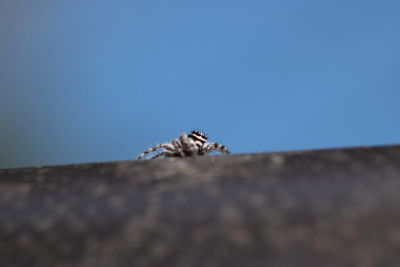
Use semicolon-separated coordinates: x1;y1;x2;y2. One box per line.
1;145;400;267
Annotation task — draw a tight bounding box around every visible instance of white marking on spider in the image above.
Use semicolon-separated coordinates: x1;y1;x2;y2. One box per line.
135;130;231;160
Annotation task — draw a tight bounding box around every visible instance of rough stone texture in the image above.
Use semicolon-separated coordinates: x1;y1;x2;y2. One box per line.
1;145;400;267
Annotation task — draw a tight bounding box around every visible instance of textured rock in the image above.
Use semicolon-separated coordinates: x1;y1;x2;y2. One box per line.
1;145;400;267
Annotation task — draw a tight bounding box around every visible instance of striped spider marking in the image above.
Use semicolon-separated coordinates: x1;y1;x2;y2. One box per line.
135;130;231;160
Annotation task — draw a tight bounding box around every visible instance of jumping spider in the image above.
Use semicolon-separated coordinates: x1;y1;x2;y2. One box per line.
135;130;231;160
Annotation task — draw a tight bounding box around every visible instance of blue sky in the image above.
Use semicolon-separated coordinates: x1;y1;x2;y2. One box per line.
1;0;400;168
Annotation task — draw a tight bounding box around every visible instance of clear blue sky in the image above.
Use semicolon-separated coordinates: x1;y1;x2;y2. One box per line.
1;0;400;168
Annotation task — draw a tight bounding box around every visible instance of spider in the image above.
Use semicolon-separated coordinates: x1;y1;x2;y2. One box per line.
135;130;231;160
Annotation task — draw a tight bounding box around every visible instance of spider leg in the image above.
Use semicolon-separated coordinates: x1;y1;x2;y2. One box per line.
172;138;185;157
171;139;181;148
135;143;174;160
149;151;175;159
203;142;231;155
179;134;191;149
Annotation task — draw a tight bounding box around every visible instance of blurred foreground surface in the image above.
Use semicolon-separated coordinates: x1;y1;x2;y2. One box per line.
1;145;400;267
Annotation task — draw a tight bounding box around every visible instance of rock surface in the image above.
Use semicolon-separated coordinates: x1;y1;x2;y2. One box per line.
1;145;400;267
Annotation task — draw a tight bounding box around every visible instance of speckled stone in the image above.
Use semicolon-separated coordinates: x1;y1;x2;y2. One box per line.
1;145;400;267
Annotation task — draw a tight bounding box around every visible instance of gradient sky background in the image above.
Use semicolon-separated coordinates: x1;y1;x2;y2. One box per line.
1;0;400;169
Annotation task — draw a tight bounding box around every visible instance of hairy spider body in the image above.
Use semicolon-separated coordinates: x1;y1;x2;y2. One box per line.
135;130;231;160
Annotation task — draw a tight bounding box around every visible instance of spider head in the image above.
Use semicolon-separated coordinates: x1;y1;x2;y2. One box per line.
189;130;208;144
